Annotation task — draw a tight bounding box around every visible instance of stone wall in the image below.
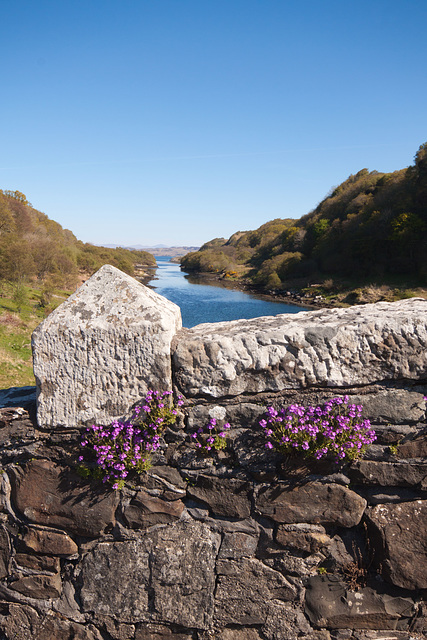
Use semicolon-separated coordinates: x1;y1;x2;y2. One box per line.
0;266;426;639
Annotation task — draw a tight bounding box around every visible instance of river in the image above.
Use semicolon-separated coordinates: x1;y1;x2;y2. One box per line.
147;257;308;328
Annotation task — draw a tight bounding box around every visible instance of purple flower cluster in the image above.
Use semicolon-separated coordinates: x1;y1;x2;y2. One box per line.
79;390;183;489
260;396;376;463
191;417;231;452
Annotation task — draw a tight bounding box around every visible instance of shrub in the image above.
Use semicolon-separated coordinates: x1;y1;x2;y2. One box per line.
260;396;376;463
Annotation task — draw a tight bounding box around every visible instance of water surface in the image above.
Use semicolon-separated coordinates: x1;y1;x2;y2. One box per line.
148;257;308;328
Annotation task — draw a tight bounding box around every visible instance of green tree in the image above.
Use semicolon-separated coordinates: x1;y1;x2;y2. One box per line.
0;240;35;283
0;193;15;235
1;190;31;206
12;283;28;312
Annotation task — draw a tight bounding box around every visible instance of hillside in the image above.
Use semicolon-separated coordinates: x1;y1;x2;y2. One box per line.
0;189;156;291
181;143;427;301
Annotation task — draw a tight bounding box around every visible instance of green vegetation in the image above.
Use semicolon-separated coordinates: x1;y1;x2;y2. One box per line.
0;189;157;389
181;143;427;300
0;281;70;387
0;189;156;291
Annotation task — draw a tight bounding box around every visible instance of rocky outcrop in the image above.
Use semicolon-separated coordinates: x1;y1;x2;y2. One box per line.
32;265;182;428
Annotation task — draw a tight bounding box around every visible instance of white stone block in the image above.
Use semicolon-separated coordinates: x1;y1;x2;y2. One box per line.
172;298;427;398
32;265;182;428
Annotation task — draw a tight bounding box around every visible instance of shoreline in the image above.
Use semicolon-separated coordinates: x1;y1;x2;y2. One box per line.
142;261;427;311
180;271;333;311
178;269;427;310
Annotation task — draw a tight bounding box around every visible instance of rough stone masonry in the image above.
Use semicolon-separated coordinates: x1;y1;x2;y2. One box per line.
32;264;427;428
5;264;423;639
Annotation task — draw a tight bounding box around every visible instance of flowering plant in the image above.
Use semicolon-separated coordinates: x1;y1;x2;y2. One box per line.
191;417;231;452
260;396;376;463
78;390;183;489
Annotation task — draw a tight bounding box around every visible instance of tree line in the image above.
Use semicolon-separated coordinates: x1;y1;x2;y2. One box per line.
0;190;156;295
181;143;427;290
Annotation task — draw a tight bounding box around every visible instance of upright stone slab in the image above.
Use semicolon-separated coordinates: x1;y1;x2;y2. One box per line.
172;298;427;398
32;265;182;428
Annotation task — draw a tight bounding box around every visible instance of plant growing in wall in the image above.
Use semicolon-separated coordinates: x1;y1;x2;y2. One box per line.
78;390;183;489
260;396;376;463
190;417;231;452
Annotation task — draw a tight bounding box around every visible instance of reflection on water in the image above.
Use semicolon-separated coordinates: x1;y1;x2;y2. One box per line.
148;257;308;328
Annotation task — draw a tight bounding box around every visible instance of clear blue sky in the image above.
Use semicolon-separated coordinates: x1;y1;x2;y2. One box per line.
1;0;426;247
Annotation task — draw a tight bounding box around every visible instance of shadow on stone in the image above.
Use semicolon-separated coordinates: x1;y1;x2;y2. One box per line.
0;386;36;409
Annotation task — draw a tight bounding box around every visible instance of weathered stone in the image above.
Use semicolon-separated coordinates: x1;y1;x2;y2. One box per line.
262;600;313;640
206;516;259;536
218;531;258;559
32;264;182;428
0;604;39;640
305;575;411;630
0;410;37;443
80;520;220;629
10;459;119;537
356;486;426;505
149;521;221;629
15;553;60;573
0;524;10;578
9;572;62;599
210;629;262;640
53;578;86;623
122;489;185;529
352;632;413;640
323;535;356;572
263;550;325;578
214;558;297;626
366;501;427;590
349;460;427;487
0;605;103;640
134;625;193;639
276;523;332;554
141;465;187;500
408;602;427;635
232;428;283;480
80;537;151;622
172;299;427;398
395;434;427;459
372;423;417;445
19;525;78;556
187;474;252;518
98;617;136;640
347;389;426;424
256;482;366;527
186;401;265;431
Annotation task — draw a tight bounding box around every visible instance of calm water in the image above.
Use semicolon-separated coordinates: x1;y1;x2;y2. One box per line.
148;257;308;328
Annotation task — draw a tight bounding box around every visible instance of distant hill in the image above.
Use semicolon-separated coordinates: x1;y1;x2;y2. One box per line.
181;142;427;291
103;245;200;257
0;190;156;290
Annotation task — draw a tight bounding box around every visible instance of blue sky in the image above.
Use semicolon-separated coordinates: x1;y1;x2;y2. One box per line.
1;0;426;247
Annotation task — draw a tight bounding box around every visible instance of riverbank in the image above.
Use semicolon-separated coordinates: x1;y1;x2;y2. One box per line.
181;269;427;310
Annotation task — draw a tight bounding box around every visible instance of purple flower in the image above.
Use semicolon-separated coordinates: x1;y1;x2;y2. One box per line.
261;397;375;464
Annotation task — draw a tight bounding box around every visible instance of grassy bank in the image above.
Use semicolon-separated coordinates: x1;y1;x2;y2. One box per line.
0;282;71;388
